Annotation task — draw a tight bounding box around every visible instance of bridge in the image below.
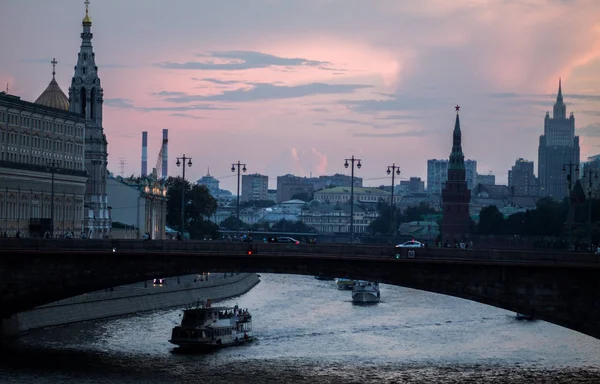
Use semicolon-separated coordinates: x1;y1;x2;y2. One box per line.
1;239;599;340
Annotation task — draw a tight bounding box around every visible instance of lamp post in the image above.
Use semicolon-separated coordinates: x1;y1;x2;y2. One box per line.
344;155;362;242
231;161;247;238
562;162;579;249
47;160;60;237
386;164;401;237
176;155;192;237
582;167;598;249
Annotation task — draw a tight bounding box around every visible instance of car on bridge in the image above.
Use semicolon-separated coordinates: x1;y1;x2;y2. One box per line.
395;240;424;248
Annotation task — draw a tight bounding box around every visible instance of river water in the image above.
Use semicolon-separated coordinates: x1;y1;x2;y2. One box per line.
1;273;600;383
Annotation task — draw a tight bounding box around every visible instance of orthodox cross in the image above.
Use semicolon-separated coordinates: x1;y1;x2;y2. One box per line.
51;58;58;78
84;0;90;14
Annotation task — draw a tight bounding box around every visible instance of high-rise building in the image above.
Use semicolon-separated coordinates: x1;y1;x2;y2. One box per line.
241;173;269;202
276;174;314;203
442;107;471;242
67;1;111;238
538;79;580;200
427;159;477;194
508;158;537;196
399;177;425;194
476;173;495;186
197;168;220;196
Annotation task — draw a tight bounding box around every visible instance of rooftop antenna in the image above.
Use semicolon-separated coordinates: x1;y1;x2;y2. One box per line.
5;82;9;94
119;157;127;177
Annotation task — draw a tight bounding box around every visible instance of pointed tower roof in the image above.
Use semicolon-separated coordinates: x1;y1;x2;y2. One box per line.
449;105;465;171
35;58;69;111
557;77;563;103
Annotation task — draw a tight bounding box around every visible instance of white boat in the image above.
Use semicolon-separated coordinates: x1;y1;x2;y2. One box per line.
352;281;380;303
336;278;355;290
169;300;254;351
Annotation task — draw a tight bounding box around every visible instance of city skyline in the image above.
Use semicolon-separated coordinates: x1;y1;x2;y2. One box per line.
1;0;600;191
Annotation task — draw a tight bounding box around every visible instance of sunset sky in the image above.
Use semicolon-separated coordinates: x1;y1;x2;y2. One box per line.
1;0;599;191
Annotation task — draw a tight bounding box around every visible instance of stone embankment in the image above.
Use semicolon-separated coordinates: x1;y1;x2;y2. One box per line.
8;272;260;336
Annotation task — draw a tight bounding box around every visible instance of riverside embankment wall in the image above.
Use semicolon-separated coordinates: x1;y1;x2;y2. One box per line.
8;273;259;336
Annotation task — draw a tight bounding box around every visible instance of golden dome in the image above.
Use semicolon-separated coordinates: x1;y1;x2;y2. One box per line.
82;12;92;24
35;77;70;111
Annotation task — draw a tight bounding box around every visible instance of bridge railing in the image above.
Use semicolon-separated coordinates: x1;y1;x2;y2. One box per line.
0;238;598;265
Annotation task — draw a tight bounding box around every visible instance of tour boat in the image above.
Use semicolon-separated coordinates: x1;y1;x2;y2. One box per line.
352;281;380;303
169;300;254;351
336;278;355;290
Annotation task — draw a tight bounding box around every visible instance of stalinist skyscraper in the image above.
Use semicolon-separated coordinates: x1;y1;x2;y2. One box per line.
538;80;580;200
68;1;110;237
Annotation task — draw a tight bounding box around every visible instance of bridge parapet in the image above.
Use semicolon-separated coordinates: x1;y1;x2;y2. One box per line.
0;238;598;264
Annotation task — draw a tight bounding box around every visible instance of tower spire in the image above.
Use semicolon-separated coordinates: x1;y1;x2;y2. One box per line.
51;58;57;79
83;0;92;25
557;77;563;103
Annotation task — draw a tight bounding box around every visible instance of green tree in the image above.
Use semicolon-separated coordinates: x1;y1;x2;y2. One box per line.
367;200;397;235
239;200;276;209
220;216;246;231
291;191;314;202
271;219;315;233
523;197;566;237
165;177;219;239
477;205;504;235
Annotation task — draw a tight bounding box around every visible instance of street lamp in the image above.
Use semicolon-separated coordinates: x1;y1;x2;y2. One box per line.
344;155;362;242
562;162;579;249
582;167;598;249
386;164;401;237
231;161;247;238
47;160;60;237
176;155;192;237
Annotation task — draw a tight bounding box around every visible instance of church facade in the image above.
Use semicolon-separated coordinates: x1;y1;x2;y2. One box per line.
0;1;110;238
441;107;472;242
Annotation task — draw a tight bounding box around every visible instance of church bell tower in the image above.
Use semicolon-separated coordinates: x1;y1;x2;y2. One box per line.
68;0;110;238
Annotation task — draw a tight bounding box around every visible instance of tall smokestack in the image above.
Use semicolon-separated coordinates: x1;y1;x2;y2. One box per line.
162;129;168;179
141;131;148;177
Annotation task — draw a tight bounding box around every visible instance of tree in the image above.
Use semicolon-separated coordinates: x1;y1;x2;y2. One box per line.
220;216;246;231
477;205;504;235
367;200;397;235
239;200;276;209
271;219;315;233
165;177;219;239
291;191;314;202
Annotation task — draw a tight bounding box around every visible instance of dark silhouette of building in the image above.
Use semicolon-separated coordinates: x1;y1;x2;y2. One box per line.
538;79;580;200
442;106;471;242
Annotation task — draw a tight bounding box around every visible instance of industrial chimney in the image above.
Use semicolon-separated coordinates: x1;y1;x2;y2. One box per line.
141;131;148;177
162;129;169;179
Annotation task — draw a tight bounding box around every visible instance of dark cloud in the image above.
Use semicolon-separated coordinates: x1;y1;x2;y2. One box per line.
170;113;205;120
580;110;600;117
104;98;234;111
192;78;241;85
325;118;388;129
156;51;330;71
342;94;451;113
105;98;135;109
159;83;372;103
152;91;188;96
577;123;600;137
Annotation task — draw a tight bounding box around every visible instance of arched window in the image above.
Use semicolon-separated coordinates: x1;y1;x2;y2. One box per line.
80;88;87;118
90;88;96;119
